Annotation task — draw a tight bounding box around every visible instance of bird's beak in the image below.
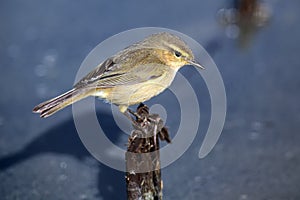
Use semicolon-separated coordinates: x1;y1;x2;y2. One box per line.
188;60;205;70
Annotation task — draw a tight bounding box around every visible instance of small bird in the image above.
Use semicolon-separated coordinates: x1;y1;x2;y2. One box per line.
33;32;204;118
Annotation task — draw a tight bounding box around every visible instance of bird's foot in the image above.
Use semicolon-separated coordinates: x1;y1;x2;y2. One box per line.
123;104;153;129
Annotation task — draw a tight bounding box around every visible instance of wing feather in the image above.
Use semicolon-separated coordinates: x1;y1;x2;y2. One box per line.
85;63;166;88
74;48;166;89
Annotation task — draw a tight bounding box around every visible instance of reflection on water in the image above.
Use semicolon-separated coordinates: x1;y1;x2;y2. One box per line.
35;83;48;98
34;49;59;98
217;0;272;48
34;64;48;77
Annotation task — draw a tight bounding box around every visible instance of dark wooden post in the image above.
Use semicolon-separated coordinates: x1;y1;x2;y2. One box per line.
125;104;171;200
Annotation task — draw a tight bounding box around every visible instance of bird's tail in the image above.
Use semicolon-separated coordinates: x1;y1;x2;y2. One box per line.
33;88;92;118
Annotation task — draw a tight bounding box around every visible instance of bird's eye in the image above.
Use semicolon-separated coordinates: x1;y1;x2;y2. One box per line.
174;51;182;58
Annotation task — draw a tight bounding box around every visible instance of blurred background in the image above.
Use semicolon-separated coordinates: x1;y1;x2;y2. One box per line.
1;0;300;199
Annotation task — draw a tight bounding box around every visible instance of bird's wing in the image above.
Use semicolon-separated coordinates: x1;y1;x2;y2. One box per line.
81;63;166;89
96;63;166;87
74;48;167;89
74;48;149;88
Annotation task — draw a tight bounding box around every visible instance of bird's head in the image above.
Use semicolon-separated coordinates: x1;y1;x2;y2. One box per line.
144;32;205;70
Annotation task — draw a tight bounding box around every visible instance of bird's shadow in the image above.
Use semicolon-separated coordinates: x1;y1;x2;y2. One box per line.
0;111;126;200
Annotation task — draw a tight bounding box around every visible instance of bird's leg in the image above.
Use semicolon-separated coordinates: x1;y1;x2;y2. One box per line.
123;110;140;126
127;108;143;120
123;105;154;131
124;108;150;129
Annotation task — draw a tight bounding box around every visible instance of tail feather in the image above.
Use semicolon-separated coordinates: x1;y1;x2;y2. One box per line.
33;88;90;118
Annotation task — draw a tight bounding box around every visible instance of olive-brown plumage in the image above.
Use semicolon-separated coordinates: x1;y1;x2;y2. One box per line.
33;32;204;118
